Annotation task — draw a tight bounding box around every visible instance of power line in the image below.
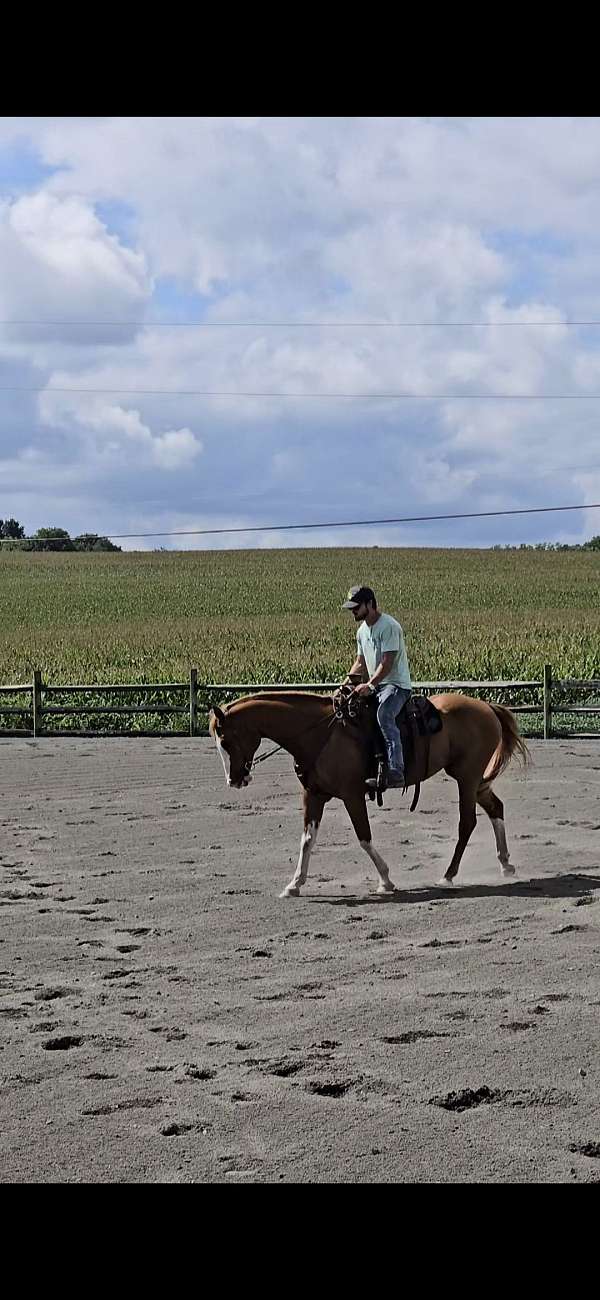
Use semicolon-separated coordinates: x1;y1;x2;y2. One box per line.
103;502;600;537
0;319;589;327
4;386;600;399
10;501;600;544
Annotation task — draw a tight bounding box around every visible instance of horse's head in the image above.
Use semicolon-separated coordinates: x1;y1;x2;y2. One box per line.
209;704;259;789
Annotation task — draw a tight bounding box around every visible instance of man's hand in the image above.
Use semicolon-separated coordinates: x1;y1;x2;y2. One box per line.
353;682;374;697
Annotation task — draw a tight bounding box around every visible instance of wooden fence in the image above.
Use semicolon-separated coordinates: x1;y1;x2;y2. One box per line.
1;667;600;738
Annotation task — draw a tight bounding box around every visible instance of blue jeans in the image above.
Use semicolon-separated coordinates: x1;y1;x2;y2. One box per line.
375;684;411;776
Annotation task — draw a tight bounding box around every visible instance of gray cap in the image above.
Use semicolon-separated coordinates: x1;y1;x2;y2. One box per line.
342;585;376;609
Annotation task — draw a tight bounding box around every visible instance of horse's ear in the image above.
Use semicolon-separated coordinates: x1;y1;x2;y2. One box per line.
210;705;226;728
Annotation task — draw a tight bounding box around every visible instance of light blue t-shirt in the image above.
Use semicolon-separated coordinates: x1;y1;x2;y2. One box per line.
357;612;412;689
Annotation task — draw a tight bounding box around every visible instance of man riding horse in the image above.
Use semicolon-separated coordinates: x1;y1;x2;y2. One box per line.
342;585;411;789
209;584;528;897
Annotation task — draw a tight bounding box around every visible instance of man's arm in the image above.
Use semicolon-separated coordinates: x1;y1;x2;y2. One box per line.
354;651;396;695
344;654;367;683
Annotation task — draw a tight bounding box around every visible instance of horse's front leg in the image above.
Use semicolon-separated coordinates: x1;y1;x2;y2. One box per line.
280;790;326;898
344;792;396;894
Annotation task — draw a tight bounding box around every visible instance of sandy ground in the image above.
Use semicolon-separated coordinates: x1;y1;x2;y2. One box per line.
1;735;599;1184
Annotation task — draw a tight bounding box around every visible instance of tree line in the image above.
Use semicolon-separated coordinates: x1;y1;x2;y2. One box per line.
0;519;121;551
491;538;600;551
2;514;600;554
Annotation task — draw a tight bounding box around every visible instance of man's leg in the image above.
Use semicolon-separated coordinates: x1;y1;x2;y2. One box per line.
376;685;410;786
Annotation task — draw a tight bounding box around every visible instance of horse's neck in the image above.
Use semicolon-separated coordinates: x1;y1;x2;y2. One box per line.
236;695;327;754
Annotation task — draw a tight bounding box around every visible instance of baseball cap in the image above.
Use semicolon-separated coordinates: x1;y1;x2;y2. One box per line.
342;585;376;609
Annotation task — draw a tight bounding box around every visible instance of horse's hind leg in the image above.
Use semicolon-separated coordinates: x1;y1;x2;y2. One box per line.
344;792;396;894
441;775;478;885
476;782;515;878
280;790;326;898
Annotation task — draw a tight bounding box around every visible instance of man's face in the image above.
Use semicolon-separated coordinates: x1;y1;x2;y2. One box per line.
351;601;368;622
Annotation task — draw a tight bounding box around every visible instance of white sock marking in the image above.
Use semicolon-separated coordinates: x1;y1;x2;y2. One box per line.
360;839;395;891
491;816;511;866
215;736;231;785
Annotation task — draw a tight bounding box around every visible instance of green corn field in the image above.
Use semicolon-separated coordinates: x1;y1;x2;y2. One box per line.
1;546;600;732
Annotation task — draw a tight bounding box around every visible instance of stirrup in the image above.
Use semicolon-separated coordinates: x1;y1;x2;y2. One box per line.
365;758;387;807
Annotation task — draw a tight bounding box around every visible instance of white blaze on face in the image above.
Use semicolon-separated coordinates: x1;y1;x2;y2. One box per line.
215;735;232;785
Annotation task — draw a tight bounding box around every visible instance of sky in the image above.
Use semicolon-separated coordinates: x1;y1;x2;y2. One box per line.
1;115;600;550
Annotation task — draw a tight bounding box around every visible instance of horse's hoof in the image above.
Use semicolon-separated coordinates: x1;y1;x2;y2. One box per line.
501;864;516;878
438;876;454;887
377;881;396;894
279;886;300;898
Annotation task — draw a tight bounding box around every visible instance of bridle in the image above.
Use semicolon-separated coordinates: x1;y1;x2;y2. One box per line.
228;701;339;780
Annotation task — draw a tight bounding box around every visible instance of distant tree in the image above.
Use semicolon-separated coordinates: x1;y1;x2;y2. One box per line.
1;521;122;552
73;534;122;552
0;517;25;539
492;539;594;552
32;527;74;552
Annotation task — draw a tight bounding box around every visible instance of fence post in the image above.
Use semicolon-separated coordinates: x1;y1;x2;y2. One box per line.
33;669;42;738
189;667;198;737
543;664;552;739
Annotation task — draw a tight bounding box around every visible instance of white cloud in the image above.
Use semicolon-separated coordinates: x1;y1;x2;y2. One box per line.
2;117;600;546
38;394;202;470
0;192;151;343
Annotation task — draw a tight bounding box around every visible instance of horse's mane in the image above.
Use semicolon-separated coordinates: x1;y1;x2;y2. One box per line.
227;690;333;714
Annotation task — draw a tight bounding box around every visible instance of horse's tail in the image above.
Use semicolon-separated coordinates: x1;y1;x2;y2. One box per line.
483;703;530;784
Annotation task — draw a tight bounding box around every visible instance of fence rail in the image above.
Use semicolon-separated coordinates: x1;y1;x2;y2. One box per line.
1;667;600;739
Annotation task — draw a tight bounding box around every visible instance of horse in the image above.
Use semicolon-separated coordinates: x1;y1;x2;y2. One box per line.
209;690;529;898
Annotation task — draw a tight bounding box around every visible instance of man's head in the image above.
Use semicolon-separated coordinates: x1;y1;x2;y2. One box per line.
342;585;377;622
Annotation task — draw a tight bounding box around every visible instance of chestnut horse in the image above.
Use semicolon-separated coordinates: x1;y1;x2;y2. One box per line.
209;691;528;898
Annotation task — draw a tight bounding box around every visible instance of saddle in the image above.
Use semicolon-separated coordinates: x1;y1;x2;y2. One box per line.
332;682;443;810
